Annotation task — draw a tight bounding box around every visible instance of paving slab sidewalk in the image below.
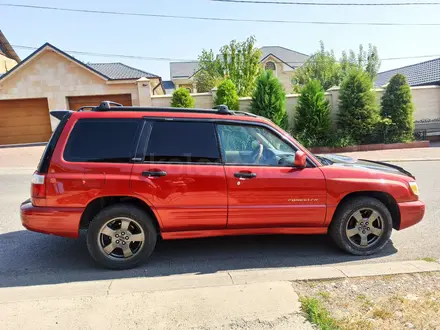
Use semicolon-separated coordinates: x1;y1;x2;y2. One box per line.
0;281;313;330
1;260;439;329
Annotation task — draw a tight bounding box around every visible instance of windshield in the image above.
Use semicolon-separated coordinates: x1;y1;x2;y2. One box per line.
313;155;334;166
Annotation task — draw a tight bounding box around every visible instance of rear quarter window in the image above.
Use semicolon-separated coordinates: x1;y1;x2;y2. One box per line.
63;118;142;163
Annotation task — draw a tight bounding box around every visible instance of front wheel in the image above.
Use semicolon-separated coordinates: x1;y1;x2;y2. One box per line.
86;204;157;269
329;197;393;256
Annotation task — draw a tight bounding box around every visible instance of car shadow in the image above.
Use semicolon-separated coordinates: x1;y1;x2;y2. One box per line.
0;230;398;288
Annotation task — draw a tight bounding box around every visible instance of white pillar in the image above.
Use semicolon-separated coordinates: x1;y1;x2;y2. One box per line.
137;77;152;106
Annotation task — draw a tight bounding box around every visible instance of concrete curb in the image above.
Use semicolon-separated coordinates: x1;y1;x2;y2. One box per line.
1;260;439;304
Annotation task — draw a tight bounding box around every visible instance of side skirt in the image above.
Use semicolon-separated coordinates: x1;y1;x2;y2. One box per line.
161;227;328;240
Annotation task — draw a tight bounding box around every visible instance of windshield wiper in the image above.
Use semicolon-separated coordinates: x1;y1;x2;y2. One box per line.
315;155;333;165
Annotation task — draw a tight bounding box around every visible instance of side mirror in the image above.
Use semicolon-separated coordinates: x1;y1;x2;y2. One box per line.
294;150;307;168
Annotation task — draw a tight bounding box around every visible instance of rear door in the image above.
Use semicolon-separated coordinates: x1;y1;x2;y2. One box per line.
216;123;327;229
131;120;227;232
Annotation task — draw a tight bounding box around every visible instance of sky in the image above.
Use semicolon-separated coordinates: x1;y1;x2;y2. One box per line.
1;0;440;80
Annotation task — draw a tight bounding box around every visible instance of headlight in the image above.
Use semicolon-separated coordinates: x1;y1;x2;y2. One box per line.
409;182;419;196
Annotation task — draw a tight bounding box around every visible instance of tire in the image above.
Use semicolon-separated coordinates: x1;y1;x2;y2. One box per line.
329;197;393;256
86;203;157;270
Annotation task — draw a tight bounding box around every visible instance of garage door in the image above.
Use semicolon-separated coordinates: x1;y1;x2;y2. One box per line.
67;94;132;111
0;98;52;145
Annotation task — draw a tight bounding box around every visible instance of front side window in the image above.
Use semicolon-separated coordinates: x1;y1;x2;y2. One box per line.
217;124;296;166
145;121;220;163
64;118;141;163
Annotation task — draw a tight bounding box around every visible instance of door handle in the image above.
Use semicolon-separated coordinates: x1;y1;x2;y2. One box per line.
234;172;257;179
142;170;167;177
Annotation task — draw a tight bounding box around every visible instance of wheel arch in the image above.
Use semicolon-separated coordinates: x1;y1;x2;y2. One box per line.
79;195;162;235
330;191;401;230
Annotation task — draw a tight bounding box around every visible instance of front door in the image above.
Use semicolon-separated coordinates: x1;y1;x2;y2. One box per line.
216;123;327;229
131;120;227;232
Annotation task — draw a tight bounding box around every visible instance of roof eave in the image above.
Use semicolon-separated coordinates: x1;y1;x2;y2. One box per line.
0;30;21;63
0;42;111;84
260;53;297;69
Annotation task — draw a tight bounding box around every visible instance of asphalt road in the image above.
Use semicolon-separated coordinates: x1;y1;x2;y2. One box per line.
0;161;439;288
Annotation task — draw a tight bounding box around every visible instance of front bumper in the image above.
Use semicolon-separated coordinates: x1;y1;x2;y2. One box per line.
397;200;425;230
20;199;83;238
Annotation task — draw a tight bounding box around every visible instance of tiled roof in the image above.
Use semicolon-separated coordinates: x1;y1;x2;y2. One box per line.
0;43;162;90
260;46;309;68
375;58;440;87
170;46;310;79
162;80;175;90
88;62;159;80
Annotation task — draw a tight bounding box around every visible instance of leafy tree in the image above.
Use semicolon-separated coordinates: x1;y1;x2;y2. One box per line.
291;41;341;92
171;87;195;108
195;36;262;96
250;70;288;129
341;44;381;80
219;36;262;96
294;80;332;146
338;69;379;144
380;74;415;142
214;79;240;110
292;42;381;91
194;49;222;93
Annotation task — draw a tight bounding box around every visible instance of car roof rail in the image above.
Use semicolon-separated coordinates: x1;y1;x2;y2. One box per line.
89;102;238;116
213;104;233;115
94;101;123;111
77;106;96;112
232;110;258;118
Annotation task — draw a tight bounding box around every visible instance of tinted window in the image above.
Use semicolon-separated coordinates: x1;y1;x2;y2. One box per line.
64;119;141;162
145;121;220;163
38;111;72;173
217;124;296;166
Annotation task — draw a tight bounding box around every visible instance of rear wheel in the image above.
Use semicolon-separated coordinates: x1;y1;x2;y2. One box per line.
329;197;393;256
86;204;157;269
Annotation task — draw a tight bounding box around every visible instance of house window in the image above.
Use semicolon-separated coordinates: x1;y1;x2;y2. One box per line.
265;61;276;71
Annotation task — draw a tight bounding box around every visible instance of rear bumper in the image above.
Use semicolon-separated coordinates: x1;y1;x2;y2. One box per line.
20;199;83;238
397;200;425;230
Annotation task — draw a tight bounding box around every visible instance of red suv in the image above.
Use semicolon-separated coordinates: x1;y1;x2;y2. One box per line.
20;102;425;269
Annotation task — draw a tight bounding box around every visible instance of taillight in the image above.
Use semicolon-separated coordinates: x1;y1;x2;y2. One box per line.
31;172;46;199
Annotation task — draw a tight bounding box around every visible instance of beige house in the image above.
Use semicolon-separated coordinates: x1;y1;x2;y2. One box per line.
163;46;310;93
0;42;164;145
0;30;20;74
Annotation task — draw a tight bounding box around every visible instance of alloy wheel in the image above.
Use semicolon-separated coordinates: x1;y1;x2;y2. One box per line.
345;208;384;248
97;217;145;260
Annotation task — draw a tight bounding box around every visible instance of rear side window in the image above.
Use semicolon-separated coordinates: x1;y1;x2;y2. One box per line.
145;121;220;163
64;118;141;163
38;111;72;173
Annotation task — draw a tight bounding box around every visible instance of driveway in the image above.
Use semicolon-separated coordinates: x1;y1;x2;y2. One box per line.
0;147;439;289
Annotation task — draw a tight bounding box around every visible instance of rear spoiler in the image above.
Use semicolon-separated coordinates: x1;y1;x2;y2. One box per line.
50;110;73;121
